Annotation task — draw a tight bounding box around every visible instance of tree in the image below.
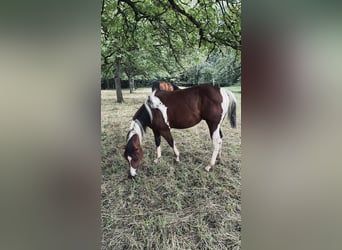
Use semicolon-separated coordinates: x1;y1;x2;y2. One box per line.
179;48;241;86
114;56;124;102
101;0;241;97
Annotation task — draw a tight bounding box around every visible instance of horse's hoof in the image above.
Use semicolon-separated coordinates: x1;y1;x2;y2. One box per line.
174;159;180;164
153;158;159;164
128;171;136;179
205;165;211;172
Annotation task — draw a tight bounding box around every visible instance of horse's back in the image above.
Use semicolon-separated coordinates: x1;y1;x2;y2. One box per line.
156;84;220;104
155;84;223;123
151;80;180;92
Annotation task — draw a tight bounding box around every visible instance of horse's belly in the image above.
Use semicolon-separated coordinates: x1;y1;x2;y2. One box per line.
169;117;201;129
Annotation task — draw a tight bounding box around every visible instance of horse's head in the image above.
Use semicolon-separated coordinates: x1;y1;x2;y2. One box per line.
122;134;143;177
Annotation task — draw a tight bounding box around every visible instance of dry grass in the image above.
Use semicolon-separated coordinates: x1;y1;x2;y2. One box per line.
101;86;241;249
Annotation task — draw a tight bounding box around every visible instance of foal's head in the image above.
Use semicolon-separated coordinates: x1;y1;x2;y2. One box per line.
123;134;143;177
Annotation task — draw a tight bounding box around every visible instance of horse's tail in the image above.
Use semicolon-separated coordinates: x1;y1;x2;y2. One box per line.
226;89;237;128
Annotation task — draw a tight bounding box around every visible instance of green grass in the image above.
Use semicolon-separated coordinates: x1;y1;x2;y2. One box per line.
227;84;241;94
101;86;241;249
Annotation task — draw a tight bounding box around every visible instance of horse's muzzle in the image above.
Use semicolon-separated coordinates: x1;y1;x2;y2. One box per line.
129;166;138;177
128;172;136;179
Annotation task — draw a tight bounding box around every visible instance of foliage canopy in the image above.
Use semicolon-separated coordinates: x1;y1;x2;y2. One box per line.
101;0;241;85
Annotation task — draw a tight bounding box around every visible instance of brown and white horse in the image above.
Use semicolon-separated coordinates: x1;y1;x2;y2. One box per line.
122;84;237;177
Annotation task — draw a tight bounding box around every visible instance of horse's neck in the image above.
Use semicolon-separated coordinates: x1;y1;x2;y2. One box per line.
156;103;170;128
130;105;153;142
147;94;170;128
128;120;144;143
144;102;153;123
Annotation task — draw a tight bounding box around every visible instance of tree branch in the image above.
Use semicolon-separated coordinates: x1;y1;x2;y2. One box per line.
101;0;105;16
167;0;205;47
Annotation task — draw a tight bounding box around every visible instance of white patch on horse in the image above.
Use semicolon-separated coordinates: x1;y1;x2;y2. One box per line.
128;156;137;176
154;146;161;163
173;143;180;162
218;88;230;155
128;120;142;143
144;102;153;123
130;166;137;176
220;88;229;118
148;92;170;128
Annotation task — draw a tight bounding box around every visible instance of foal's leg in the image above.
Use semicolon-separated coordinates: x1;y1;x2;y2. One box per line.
153;130;162;163
205;123;223;172
160;129;180;162
217;129;223;163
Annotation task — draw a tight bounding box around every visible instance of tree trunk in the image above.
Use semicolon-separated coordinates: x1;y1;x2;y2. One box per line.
129;75;134;94
114;57;123;103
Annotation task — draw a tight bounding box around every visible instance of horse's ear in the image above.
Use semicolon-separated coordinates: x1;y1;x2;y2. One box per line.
118;145;126;150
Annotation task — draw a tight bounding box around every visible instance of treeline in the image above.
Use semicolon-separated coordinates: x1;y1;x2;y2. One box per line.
101;77;239;90
102;0;241;101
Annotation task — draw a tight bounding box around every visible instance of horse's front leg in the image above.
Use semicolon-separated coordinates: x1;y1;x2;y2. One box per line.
205;125;222;171
171;141;180;162
160;129;180;162
153;130;161;164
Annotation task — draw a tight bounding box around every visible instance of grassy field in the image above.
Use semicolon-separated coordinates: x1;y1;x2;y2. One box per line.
101;85;241;249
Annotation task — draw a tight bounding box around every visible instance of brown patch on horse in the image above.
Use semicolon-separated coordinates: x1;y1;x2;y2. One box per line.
159;81;174;91
151;80;180;92
153;85;223;129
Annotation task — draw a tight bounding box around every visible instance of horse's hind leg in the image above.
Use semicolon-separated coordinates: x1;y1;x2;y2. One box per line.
205;123;222;172
173;142;180;162
217;129;223;163
160;129;180;162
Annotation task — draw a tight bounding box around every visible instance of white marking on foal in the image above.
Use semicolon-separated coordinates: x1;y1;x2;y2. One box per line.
130;167;137;176
173;143;180;162
148;92;170;128
220;88;229;116
128;156;137;176
154;146;161;163
128;120;143;143
205;88;229;172
144;102;153;123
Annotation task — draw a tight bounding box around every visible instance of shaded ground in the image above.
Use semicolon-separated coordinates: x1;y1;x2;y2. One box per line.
101;86;241;249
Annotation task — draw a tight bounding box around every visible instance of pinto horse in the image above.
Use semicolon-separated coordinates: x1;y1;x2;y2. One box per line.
122;84;237;177
151;80;180;92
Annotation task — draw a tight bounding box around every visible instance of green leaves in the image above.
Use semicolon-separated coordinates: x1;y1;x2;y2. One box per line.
102;0;241;81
